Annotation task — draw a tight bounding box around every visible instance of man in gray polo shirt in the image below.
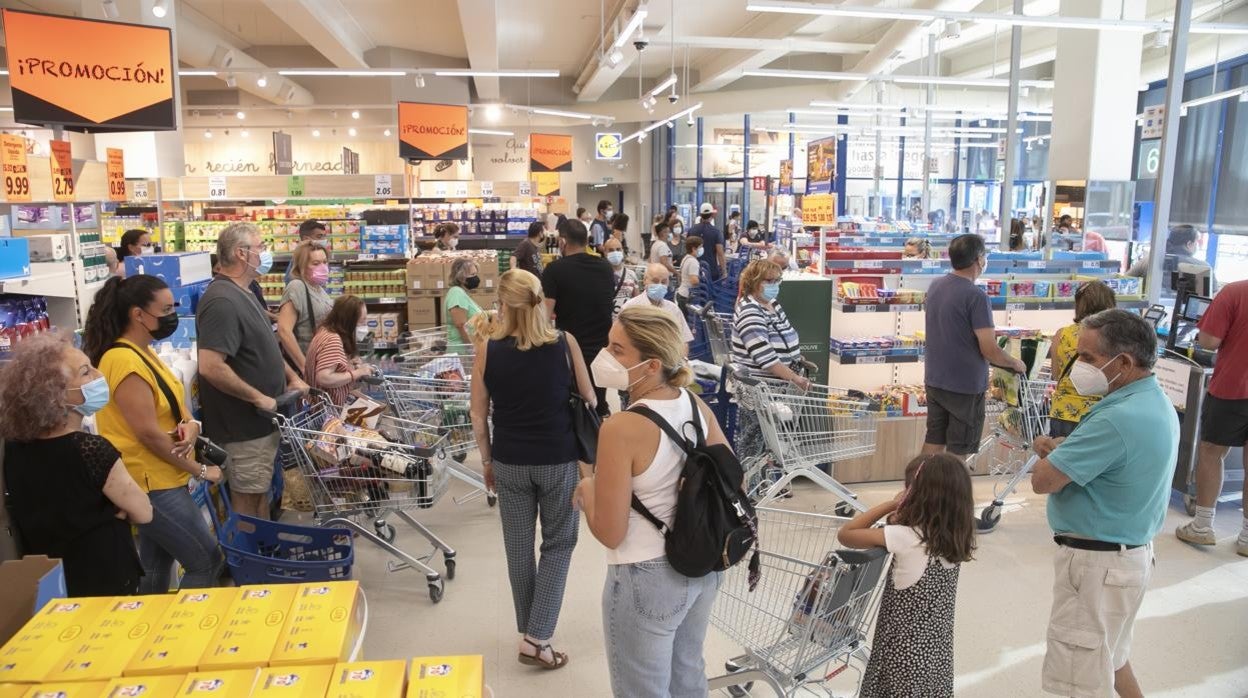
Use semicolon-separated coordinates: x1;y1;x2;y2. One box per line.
198;222;307;519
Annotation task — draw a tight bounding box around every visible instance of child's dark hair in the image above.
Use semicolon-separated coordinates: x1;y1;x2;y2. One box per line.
82;274;170;366
320;295;366;358
893;454;976;563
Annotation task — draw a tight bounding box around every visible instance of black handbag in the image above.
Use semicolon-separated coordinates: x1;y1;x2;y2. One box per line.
559;332;601;464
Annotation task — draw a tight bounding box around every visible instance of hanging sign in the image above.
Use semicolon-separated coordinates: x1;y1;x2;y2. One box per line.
533;172;560;196
595;132;622;160
778;159;793;195
530;133;573;172
132;180;149;201
374;174;393;197
49;140;74;202
106;147;125;202
803;193;837;226
208;175;228;199
1141;104;1166;140
805;137;837;195
272;132;293;175
2;9;175;131
287;175;305;197
1;134;32;202
752;176;767;191
397;101;469;161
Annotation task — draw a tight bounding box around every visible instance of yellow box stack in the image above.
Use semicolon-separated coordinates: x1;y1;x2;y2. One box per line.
200;586;300;672
324;662;405;698
125;589;239;677
0;598;115;684
252;666;333;698
268;582;361;668
46;596;175;682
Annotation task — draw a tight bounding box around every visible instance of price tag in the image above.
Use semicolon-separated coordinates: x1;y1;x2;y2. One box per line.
374;174;393;197
1027;261;1047;269
287;175;305;198
49;140;74;202
1007;303;1025;310
1;134;32;202
132;180;149;201
432;181;448;197
877;237;894;244
480;180;494;197
1082;261;1103;270
858;260;884;269
518;181;533;196
356;253;377;261
106;148;126;202
921;260;941;269
208;175;228;200
453;181;469;197
857;355;886;364
858;305;877;313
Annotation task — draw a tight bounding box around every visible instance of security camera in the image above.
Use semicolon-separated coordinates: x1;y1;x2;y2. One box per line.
667;93;679;104
634;39;649;51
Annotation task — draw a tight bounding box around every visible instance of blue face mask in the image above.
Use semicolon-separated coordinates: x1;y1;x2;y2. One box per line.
695;246;705;258
761;281;781;302
254;249;274;276
646;283;668;301
70;376;110;417
606;250;624;266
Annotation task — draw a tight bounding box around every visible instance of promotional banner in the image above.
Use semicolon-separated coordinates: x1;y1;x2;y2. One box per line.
803;193;837;226
273;132;293;175
532;172;561;196
530;133;573;172
779;159;793;195
2;9;176;131
1;135;31;202
595;132;622;160
806;137;836;195
106;147;125;202
398;102;469;161
49;140;74;202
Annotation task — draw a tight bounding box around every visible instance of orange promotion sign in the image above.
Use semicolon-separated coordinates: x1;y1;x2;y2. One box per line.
2;9;175;131
803;193;837;226
532;172;561;196
397;102;468;161
530;133;573;172
106;148;126;202
49;140;75;202
1;134;32;202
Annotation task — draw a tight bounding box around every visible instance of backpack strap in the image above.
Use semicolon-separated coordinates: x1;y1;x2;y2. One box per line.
626;391;702;535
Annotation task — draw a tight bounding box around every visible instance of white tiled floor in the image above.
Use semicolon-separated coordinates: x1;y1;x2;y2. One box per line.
345;473;1248;697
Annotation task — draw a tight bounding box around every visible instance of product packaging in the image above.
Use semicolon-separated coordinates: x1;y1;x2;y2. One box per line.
46;595;175;681
199;585;299;671
175;669;258;698
0;598;114;684
268;582;361;667
20;681;107;698
100;674;186;698
252;665;333;698
124;589;239;676
406;656;483;698
325;661;405;698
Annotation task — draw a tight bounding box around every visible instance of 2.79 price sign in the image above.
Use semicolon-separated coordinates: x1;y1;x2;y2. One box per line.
1;134;32;202
50;140;74;202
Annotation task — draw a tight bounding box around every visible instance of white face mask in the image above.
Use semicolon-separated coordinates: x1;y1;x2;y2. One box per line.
1069;354;1123;397
590;348;647;391
355;325;371;342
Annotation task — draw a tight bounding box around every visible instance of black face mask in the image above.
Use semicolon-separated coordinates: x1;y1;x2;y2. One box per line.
465;275;481;291
146;309;180;340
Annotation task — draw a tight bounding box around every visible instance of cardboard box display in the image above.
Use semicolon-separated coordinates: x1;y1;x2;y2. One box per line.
0;557;66;647
325;662;405;698
252;665;333;698
175;670;257;698
123;253;212;287
405;298;437;328
21;682;106;698
99;675;185;698
124;589;239;677
198;586;299;671
23;235;69;263
46;596;175;682
169;281;209;318
405;260;445;293
0;598;113;684
268;582;361;668
406;656;483;698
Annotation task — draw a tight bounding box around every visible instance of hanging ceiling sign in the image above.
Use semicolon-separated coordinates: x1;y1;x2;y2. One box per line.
533;172;561;196
778;159;793;195
805;137;837;195
530;133;573;172
2;9;175;131
398;101;469;161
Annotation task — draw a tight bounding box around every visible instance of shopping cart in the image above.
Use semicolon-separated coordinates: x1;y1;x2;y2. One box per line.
272;394;458;602
972;371;1056;531
392;326;477;372
732;368;878;515
708;507;890;697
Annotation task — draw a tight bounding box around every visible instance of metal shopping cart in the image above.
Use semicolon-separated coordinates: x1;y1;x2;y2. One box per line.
972;371;1056;531
273;395;458;602
708;507;890;697
733;368;879;515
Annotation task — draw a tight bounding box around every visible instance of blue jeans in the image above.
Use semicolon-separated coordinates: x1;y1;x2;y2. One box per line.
137;485;224;593
603;558;721;698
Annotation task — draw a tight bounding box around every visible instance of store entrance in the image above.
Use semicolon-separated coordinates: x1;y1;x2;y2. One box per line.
700;180;745;222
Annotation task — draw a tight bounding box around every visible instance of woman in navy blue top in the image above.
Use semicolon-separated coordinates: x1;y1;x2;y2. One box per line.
470;269;596;671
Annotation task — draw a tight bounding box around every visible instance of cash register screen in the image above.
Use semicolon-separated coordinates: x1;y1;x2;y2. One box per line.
1173;295;1212;350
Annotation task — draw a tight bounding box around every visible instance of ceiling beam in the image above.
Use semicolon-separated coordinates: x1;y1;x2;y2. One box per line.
258;0;373;69
176;3;314;106
690;12;829;93
455;0;501;100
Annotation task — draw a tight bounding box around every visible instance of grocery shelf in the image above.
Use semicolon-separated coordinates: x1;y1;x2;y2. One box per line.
830;351;924;365
364;297;408;304
831;298;1149;313
832;302;924;313
0;261;76;298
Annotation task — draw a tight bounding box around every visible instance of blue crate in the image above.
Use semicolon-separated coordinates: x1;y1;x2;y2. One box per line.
217;513;354;585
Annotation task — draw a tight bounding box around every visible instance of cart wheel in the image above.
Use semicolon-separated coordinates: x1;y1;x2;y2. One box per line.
834;501;856;517
1183;494;1196;517
726;685;753;697
444;559;456;581
374;521;397;543
979;504;1002;529
428;583;444;604
453;452;468;463
487;493;498;508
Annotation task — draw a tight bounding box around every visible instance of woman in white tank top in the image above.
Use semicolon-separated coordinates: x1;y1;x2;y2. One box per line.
575;305;734;698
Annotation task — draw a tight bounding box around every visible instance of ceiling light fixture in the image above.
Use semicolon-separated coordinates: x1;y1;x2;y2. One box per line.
151;0;167;18
943;20;961;39
278;69;406;77
384;128;392;136
101;0;120;19
241;129;249;138
351;110;360;119
621;101;703;143
203;129;212;138
179;70;218;76
256;74;268;87
613;5;649;48
743;68;871;82
433;69;560;78
414;74;426;88
530;107;608;121
468;128;516;136
312;129;320;137
1182;86;1248;109
649;73;677;96
608;48;625;66
484;103;502;122
348;127;357;137
236;110;245;120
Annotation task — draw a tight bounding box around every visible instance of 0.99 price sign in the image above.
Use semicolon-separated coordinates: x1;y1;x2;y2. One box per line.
106;148;126;202
1;134;32;202
50;140;74;202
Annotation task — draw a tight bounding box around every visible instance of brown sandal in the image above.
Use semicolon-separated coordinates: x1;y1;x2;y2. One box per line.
518;638;569;670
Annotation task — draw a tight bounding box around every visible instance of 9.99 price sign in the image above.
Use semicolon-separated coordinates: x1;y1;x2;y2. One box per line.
1;134;32;202
50;140;75;202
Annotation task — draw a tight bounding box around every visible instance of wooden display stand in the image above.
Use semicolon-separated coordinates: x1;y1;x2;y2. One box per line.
833;416;928;484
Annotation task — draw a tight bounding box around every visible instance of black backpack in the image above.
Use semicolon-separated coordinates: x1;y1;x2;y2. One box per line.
629;391;761;587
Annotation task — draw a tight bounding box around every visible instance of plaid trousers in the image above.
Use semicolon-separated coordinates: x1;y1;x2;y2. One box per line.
492;459;580;640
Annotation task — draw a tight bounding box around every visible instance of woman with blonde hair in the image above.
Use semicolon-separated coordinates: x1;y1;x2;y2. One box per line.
469;269;596;671
575;305;731;696
277;240;333;370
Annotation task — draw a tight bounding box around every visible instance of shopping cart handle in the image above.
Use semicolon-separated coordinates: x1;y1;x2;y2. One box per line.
359;368;385;385
256;389;305;420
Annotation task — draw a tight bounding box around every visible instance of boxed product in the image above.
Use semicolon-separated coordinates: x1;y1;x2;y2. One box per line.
0;686;26;698
23;235;69;263
124;253;212;287
406;297;437;329
175;670;258;698
252;665;333;698
0;556;66;647
100;674;186;698
198;585;300;671
46;595;175;682
124;589;239;677
406;656;483;698
268;582;361;668
169;281;209;318
378;314;400;344
325;662;405;698
0;238;31;281
0;598;114;684
21;682;107;698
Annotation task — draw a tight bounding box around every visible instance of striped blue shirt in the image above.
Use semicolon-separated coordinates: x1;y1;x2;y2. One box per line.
731;297;801;371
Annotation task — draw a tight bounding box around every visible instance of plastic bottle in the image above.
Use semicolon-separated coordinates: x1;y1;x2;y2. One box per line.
174;348;198;415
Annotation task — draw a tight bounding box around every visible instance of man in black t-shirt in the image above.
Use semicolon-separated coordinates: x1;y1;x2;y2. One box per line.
542;219;615;417
514;221;545;278
687;203;725;281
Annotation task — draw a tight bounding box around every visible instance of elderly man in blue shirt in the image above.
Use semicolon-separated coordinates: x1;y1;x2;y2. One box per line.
1029;309;1179;698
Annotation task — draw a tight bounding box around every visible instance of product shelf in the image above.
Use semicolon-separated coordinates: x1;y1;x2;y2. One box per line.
830;351;924;365
0;261;77;298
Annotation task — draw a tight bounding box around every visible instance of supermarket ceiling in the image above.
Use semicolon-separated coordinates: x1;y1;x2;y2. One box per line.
1;0;1248;132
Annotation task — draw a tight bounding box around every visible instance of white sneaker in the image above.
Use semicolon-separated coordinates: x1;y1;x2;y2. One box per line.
1175;521;1216;546
1237;538;1248;557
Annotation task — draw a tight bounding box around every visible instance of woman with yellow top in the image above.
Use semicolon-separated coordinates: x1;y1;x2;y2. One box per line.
1048;280;1117;437
83;274;225;593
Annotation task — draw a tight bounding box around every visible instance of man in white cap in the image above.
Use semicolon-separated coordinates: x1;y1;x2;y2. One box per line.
688;203;725;282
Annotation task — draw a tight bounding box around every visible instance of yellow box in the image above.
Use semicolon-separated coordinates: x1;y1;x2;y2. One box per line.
199;586;299;671
252;666;333;698
406;656;483;698
99;675;185;698
124;590;239;677
175;670;257;698
325;662;405;698
0;599;115;684
269;583;360;668
22;682;106;698
46;596;175;682
1;686;27;698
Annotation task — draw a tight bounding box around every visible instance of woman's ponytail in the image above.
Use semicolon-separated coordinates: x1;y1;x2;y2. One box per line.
81;274;169;366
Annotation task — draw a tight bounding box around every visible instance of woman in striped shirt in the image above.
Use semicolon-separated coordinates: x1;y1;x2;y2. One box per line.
305;295;374;405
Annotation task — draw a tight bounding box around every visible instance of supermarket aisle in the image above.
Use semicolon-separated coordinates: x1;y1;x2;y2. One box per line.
351;476;1248;697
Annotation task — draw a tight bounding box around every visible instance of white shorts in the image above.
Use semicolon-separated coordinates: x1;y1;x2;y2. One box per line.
1042;543;1153;698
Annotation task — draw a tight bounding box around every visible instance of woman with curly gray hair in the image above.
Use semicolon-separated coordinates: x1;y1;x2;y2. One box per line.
0;333;152;596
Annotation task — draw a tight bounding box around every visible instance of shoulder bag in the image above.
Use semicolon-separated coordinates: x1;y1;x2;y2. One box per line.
559;332;601;464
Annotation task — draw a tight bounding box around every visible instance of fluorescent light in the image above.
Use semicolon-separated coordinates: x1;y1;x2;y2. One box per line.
469;128;515;136
744;68;871;82
530;107;607;121
746;1;1165;32
383;128;392;136
484;103;502;121
351;110;360;119
621;102;703;143
312;129;320;137
893;75;1054;89
613;6;649;49
808;101;905;111
0;107;13;112
649;74;678;96
434;69;559;78
279;69;406;77
179;70;218;77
